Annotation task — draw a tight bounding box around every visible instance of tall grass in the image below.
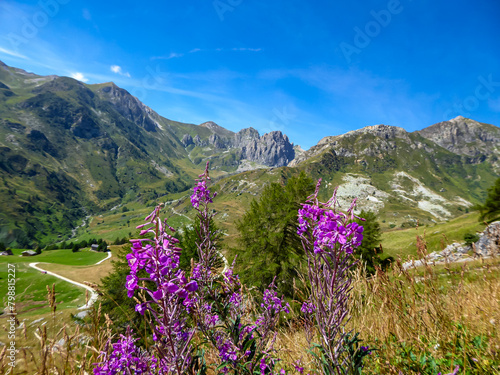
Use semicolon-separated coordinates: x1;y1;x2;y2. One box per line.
2;238;499;374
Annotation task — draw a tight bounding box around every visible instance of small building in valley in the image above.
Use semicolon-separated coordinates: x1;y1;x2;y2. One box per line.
21;250;37;257
91;244;99;251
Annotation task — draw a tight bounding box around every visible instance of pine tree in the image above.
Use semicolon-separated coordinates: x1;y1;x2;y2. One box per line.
477;177;500;223
234;172;314;297
354;210;393;275
177;219;222;272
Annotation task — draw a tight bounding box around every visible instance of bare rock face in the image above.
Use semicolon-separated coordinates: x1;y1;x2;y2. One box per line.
182;124;295;168
418;116;500;158
475;221;500;256
181;134;194;147
97;83;158;132
237;130;295;167
209;133;227;149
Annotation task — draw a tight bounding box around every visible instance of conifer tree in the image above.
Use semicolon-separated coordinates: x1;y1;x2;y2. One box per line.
477;177;500;223
234;172;314;297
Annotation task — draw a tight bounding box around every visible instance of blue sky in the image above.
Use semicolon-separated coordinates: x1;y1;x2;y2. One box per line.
0;0;499;149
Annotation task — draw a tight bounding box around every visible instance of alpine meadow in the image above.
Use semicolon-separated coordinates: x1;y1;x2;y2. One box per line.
1;1;500;374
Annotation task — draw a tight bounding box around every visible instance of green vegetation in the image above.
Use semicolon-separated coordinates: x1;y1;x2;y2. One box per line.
0;248;107;265
381;213;485;259
233;172;314;297
354;210;393;274
476;177;500;223
0;264;85;317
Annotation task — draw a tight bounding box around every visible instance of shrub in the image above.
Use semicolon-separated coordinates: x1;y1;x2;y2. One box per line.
464;233;480;246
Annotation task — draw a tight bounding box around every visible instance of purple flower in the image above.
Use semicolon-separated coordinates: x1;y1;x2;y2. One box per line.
260;358;267;372
135;303;147;315
175;288;188;299
301;302;316;314
185;280;198;292
165;282;179;294
152;289;163;300
298;181;363;371
125;275;138;298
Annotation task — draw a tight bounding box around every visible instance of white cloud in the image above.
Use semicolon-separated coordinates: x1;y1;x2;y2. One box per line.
153;48;262;60
151;52;184;60
0;46;28;59
231;48;262;52
110;65;131;77
70;72;89;82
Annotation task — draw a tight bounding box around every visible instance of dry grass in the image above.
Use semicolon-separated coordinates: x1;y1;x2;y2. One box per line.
2;242;499;374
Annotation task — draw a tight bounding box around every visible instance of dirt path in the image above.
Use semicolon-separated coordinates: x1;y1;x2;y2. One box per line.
28;251;112;310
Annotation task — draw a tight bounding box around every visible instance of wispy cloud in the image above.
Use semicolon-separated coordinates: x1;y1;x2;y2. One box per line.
230;48;262;52
151;48;262;60
110;65;131;77
151;52;184;60
0;46;28;59
70;72;89;82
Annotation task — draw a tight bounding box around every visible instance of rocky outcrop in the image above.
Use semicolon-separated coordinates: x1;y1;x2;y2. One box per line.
476;221;500;256
181;134;194;147
180;124;295;168
403;222;500;269
240;131;295;167
97;83;159;132
233;127;260;147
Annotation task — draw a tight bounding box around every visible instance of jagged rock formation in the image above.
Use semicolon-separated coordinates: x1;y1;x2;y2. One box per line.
239;130;295;167
181;134;194;147
179;125;295;168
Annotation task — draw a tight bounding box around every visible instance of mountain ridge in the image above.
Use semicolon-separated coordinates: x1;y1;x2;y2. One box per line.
0;60;499;248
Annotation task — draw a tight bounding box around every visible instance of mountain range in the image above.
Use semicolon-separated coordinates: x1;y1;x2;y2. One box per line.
0;60;499;247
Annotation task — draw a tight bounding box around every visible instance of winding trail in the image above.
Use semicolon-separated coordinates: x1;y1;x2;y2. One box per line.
28;251;112;310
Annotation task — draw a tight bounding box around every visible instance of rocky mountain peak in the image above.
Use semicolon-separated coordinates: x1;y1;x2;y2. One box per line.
239;130;295;167
199;121;225;132
96;83;160;132
417;117;500;158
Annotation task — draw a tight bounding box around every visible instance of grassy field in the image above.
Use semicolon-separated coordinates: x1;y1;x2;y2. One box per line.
0;248;112;349
0;248;109;265
0;263;85;317
381;212;486;259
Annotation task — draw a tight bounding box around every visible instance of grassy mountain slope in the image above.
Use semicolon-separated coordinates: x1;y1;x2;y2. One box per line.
1;60;499;249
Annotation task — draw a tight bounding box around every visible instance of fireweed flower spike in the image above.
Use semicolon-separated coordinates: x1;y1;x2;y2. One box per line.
298;180;364;375
189;163;290;374
95;203;198;374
